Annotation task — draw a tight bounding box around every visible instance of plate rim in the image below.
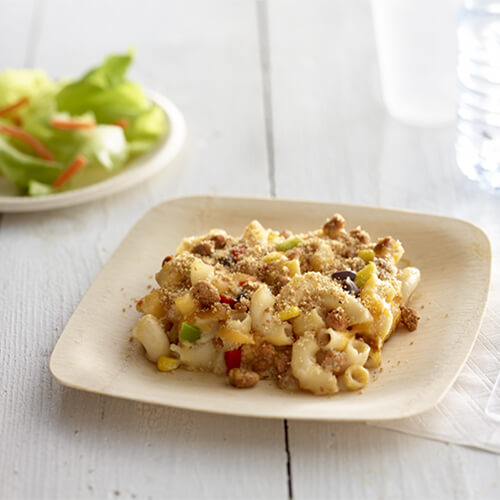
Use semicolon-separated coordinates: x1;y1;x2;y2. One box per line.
0;91;186;213
49;195;493;420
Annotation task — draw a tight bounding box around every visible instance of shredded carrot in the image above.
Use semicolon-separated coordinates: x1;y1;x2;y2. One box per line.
51;118;96;130
52;155;88;188
113;118;129;129
0;97;29;117
0;124;55;161
12;115;23;127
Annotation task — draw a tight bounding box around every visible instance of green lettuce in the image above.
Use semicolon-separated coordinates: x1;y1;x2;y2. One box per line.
79;125;128;170
28;180;54;196
0;69;58;118
0;119;127;192
21;113;90;163
126;105;169;155
0;136;62;190
56;52;149;122
56;51;166;146
0;51;167;196
23;113;128;170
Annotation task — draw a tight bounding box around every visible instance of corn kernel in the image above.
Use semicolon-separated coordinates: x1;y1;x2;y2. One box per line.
355;262;376;288
175;293;198;316
279;306;301;321
285;258;301;276
358;249;375;261
157;356;180;372
264;252;283;262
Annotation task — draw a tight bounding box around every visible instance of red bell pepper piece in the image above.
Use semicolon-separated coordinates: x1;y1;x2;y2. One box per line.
230;245;247;261
220;294;236;307
224;349;242;373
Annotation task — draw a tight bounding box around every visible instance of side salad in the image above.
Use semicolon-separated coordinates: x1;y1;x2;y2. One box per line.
0;51;168;196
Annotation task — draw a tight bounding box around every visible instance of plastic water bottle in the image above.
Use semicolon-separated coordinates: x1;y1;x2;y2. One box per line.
456;0;500;191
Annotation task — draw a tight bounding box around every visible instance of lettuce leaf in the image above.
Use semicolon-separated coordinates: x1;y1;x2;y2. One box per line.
56;52;150;123
22;113;89;163
56;51;166;143
79;125;128;170
0;136;62;190
126;105;169;155
0;51;167;196
0;122;127;193
28;180;54;196
22;110;128;168
0;69;58;119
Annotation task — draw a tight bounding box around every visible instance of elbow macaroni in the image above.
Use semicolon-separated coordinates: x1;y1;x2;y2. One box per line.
291;308;325;336
343;365;370;391
398;267;421;304
250;284;293;346
291;333;339;395
133;314;170;362
344;338;370;366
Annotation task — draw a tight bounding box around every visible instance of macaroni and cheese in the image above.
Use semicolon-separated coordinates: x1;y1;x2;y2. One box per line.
132;215;421;395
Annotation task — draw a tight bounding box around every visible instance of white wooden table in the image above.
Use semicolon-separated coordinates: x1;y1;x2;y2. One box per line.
1;1;500;499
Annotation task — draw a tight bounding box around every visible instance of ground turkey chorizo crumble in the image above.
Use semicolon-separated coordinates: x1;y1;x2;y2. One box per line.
131;215;421;395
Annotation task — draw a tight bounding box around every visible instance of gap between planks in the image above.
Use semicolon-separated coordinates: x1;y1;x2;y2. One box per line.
257;0;277;199
24;0;46;67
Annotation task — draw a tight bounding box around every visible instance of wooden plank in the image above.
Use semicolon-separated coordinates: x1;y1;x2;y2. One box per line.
2;0;499;498
288;422;500;499
35;0;270;200
0;0;40;67
0;0;40;232
0;1;286;499
267;0;500;498
267;0;384;205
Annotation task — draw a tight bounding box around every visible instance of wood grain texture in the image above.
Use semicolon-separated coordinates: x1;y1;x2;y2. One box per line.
267;0;384;205
0;0;41;67
0;1;286;499
267;0;500;498
0;0;40;232
289;422;500;500
1;0;500;499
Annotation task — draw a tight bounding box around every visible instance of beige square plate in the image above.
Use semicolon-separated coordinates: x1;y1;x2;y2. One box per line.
50;196;491;420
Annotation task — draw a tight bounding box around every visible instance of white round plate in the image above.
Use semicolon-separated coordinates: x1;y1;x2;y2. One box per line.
0;91;186;212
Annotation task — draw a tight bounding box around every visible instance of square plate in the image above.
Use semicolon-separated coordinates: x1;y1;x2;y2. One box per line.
49;195;491;420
